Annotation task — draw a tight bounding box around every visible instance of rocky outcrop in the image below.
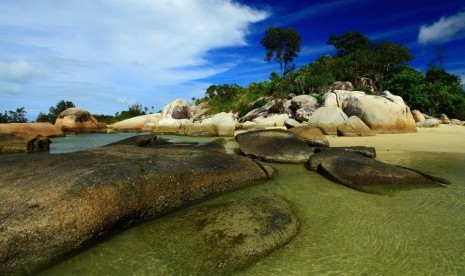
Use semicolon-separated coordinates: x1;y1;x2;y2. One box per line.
253;114;289;127
331;81;354;91
290;95;319;122
288;126;329;147
450;119;465;126
437;114;450;124
284;118;301;129
161;98;192;119
55;108;106;132
307;149;449;194
236;129;313;163
411;110;425;123
0;143;275;274
240;99;284;123
109;114;161;132
0;123;62;153
0;122;63;137
307;106;348;135
152;118;189;134
186;112;237;137
416;118;441;128
337;116;375;137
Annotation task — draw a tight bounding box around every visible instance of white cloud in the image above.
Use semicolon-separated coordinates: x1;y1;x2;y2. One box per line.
0;0;268;113
418;10;465;44
0;60;46;93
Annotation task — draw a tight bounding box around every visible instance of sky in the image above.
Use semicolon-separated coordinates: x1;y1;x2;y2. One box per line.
1;0;464;120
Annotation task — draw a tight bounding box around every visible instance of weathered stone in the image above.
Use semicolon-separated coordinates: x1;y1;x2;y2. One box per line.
236;129;313;163
411;110;425;123
152;118;189;134
331;81;354;91
161;98;192;119
109;114;161;132
0;122;63;137
314;146;377;159
0;134;51;153
0;144;275;274
253;114;289;127
416;118;441;128
343;92;417;134
290;95;319;122
43;195;299;275
437;114;450;124
307;150;449;194
307;106;348;135
323;90;366;109
288;126;329;147
450;119;464;126
337;116;375;137
284;118;301;129
55;108;106;132
186;112;236;137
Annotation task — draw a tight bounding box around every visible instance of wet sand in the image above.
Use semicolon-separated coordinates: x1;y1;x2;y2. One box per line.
326;125;465;153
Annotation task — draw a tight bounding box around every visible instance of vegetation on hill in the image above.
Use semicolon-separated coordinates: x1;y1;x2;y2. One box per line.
198;31;465;120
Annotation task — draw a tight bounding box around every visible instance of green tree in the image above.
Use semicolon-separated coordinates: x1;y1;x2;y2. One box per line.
261;26;301;76
36;112;49;123
48;100;75;123
0;107;28;123
327;31;371;57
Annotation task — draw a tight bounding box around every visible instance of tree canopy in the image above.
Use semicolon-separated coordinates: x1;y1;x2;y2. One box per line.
261;26;301;76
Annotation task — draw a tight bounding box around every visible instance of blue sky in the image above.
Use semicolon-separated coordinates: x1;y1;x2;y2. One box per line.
1;0;464;120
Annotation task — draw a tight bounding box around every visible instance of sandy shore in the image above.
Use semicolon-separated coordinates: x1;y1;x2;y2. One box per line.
326;125;465;153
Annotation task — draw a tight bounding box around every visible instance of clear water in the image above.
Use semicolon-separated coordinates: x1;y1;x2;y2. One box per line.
40;135;465;275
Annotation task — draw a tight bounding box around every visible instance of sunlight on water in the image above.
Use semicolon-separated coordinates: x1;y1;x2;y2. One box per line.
39;146;465;275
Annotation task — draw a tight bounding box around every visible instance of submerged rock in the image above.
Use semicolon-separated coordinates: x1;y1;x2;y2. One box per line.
307;149;449;194
236;129;313;163
0;144;275;274
145;195;299;274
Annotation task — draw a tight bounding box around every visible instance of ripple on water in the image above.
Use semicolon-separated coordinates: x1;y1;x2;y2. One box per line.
39;151;465;276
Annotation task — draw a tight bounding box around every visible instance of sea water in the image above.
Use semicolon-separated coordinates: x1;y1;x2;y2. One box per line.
41;135;465;275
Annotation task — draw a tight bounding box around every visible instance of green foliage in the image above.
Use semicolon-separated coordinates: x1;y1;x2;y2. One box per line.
114;103;147;121
0;107;28;123
48;100;75;123
327;32;371;57
261;26;301;76
36;112;49;123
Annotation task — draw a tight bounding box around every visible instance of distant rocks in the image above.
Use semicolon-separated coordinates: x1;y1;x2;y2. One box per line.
161;98;192;119
55;108;106;132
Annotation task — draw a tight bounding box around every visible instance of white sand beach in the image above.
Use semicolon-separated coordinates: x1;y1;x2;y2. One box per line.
326;125;465;153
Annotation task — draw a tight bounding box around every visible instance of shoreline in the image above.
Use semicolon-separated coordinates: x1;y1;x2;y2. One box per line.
325;125;465;154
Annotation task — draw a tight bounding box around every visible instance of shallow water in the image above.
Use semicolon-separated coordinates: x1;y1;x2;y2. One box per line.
40;135;465;275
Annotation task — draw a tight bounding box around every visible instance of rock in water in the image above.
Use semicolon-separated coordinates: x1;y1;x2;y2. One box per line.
307;150;449;194
236;129;313;163
0;145;275;274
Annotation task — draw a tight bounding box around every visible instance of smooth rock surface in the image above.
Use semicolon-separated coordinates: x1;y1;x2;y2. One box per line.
307;106;348;135
161;99;192;119
236;129;313;163
0;122;63;137
288;126;329;147
416;118;441;128
307;150;449;194
337;116;375;137
55;108;106;132
0;144;275;274
411;110;425;123
109;114;161;132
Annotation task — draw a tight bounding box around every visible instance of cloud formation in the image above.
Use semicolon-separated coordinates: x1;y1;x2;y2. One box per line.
0;0;268;113
418;10;465;44
0;60;46;93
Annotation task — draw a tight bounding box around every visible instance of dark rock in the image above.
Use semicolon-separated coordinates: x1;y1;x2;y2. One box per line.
307;150;450;194
0;145;275;274
236;130;313;163
0;134;51;154
314;146;376;159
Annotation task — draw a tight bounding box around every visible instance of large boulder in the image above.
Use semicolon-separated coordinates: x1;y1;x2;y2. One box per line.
337;116;375;137
307;149;449;194
307;106;348;135
411;110;425;123
152;118;189;134
236;129;313;163
416;118;441;128
288;126;329;147
44;195;298;275
290;95;319;122
323;90;366;109
0;143;275;274
54;108;106;132
186;112;237;137
253;114;289;127
161;99;192;119
331;81;354;91
437;114;450;124
109;114;161;132
332;90;417;134
240;98;284;123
